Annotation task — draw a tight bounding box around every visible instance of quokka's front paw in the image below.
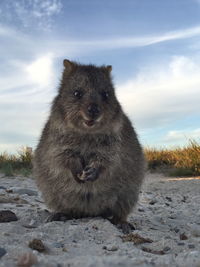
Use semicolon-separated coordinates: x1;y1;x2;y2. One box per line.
77;166;99;182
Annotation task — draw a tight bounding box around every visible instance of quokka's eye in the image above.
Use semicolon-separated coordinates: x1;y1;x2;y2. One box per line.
73;89;83;99
101;91;109;100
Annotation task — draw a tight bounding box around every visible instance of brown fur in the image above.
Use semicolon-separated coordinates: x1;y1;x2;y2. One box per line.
33;60;145;228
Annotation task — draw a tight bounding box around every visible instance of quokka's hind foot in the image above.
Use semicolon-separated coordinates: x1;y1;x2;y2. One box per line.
46;212;73;222
116;221;135;234
109;215;135;234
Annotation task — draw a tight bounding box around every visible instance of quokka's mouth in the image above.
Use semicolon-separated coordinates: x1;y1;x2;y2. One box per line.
82;114;103;128
83;119;95;127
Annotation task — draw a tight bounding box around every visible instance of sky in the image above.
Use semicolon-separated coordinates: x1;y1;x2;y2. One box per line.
0;0;200;153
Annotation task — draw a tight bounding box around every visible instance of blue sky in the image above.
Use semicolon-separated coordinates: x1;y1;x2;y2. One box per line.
0;0;200;153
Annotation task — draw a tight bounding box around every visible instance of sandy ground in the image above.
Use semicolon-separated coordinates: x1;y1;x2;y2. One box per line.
0;172;200;267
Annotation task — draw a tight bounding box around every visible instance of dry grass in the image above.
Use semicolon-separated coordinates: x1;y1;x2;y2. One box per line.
145;140;200;176
0;146;33;176
0;140;200;177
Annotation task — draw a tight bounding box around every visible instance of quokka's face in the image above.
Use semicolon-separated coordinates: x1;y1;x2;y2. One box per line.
58;60;121;133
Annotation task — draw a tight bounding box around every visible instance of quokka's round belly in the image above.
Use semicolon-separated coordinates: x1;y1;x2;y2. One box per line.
55;187;118;217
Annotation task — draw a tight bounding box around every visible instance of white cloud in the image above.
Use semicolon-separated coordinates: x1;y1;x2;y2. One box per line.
116;56;200;130
0;53;57;153
0;0;62;31
2;23;200;58
25;53;54;87
0;53;56;103
56;25;200;50
0;144;22;154
163;129;200;144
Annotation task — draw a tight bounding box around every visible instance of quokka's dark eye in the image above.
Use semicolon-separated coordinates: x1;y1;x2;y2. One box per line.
101;91;109;100
73;89;83;99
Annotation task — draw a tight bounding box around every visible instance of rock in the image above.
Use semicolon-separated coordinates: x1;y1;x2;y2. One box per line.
28;239;46;253
181;196;188;202
53;242;64;248
0;248;7;258
168;214;176;219
0;210;18;222
188;244;195;249
180;232;188;240
163;246;171;252
149;199;157;205
92;224;99;230
173;227;180;233
13;188;38;196
177;242;185;246
138;208;145;212
104;245;118;251
6;189;13;193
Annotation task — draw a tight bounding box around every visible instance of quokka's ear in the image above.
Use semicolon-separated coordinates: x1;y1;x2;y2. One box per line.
63;59;76;73
106;65;112;73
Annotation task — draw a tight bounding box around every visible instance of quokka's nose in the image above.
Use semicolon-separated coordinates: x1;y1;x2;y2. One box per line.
87;103;100;118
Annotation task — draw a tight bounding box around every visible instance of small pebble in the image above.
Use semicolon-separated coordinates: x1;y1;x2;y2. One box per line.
28;239;46;253
181;196;187;202
6;189;13;193
180;233;188;240
168;215;176;219
163;246;171;252
149;200;157;205
138;208;145;212
106;245;118;251
0;248;7;258
92;224;98;230
166;196;172;202
173;227;180;233
188;244;195;249
53;242;64;248
177;242;185;246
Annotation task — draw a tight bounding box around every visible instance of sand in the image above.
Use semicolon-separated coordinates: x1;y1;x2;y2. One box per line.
0;172;200;267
